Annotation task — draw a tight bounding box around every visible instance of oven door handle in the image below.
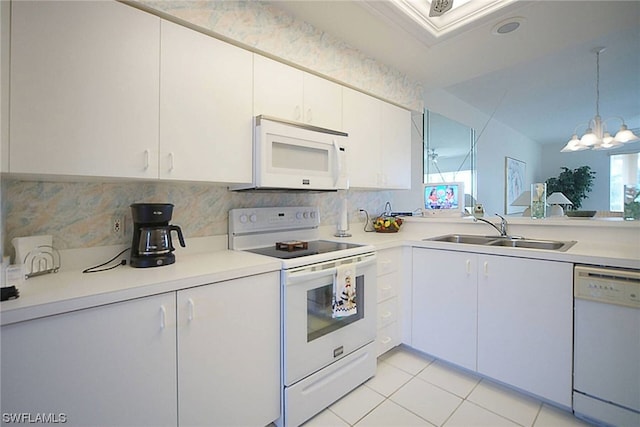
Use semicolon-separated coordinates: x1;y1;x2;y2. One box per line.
287;268;334;285
286;255;376;285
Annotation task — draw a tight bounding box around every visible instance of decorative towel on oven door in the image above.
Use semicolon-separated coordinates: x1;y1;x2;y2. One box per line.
333;263;357;318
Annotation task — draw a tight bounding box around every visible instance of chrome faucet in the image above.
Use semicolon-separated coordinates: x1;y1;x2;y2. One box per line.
474;213;509;237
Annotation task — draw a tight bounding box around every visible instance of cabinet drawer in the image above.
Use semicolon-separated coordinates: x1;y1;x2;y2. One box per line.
377;297;398;329
377;322;400;357
377;250;401;275
377;273;398;302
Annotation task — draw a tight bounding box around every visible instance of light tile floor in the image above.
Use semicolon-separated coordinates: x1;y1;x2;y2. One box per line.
303;346;593;427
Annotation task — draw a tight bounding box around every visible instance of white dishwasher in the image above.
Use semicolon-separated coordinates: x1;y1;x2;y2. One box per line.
573;266;640;427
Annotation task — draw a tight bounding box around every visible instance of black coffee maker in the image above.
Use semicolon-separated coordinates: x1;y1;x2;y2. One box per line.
130;203;186;268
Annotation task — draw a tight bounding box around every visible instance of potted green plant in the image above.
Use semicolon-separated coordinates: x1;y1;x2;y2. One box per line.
623;185;640;220
545;166;596;213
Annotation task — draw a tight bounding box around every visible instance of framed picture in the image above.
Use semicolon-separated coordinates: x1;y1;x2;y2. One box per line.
505;157;526;214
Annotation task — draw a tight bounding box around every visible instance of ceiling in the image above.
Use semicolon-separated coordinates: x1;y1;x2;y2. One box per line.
268;0;640;146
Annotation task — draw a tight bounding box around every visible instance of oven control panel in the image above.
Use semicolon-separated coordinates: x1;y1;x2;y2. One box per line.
229;206;320;234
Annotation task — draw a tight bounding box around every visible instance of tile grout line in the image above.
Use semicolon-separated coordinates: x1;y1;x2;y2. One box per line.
315;347;574;427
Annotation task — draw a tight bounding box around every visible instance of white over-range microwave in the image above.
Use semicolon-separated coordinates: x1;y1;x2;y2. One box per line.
231;116;348;191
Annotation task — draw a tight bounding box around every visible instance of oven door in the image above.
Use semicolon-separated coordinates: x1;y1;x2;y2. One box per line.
282;252;376;386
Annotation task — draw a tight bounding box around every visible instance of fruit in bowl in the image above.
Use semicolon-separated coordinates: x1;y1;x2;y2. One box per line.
373;216;403;233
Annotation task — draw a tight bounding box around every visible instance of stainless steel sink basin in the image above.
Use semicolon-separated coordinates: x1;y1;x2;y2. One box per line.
426;234;576;252
487;238;576;252
428;234;498;245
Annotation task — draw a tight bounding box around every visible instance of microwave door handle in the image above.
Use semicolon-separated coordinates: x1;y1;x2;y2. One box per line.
333;139;342;186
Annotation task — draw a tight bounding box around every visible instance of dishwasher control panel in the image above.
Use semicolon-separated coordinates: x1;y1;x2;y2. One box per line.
574;266;640;308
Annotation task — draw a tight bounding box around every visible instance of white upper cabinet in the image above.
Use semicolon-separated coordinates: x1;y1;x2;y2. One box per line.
342;87;381;188
380;101;411;189
254;55;303;122
303;72;343;130
159;20;253;183
9;1;160;178
343;87;411;189
254;55;343;130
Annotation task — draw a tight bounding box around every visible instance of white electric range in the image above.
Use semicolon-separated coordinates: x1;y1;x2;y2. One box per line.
229;206;377;427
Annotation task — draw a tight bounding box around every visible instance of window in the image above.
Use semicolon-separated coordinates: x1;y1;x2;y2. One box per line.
610;152;640;211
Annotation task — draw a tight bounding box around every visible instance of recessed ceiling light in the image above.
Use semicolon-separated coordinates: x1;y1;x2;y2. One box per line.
491;17;525;35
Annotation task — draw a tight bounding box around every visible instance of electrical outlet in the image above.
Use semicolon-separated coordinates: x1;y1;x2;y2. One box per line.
113;216;123;234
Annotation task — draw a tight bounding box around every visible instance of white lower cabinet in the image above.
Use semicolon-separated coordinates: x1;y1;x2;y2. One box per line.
412;248;573;407
475;254;573;406
412;249;477;370
177;273;280;426
0;272;281;427
376;248;403;356
0;293;178;426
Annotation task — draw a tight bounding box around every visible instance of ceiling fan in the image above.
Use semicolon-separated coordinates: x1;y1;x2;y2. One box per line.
427;148;439;162
429;0;454;17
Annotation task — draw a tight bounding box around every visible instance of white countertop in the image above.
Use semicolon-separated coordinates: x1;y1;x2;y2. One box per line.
1;249;281;326
319;218;640;270
2;219;638;326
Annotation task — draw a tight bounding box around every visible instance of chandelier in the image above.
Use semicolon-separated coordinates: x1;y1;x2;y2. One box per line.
561;47;639;152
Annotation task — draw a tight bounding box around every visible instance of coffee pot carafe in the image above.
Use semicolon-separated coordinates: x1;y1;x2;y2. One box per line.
130;203;186;268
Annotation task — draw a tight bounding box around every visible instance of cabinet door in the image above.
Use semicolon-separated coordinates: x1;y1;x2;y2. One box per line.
160;21;253;183
254;55;304;121
412;248;477;371
303;73;343;130
477;255;573;406
380;102;411;189
10;1;160;178
342;87;381;188
0;293;177;426
177;272;280;426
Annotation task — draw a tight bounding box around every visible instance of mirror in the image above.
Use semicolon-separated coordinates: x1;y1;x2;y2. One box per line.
424;107;640;216
424;110;477;211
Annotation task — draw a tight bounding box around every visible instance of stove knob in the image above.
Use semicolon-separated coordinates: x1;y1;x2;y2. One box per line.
296;212;303;220
303;211;309;219
250;214;258;223
239;214;248;224
310;211;316;219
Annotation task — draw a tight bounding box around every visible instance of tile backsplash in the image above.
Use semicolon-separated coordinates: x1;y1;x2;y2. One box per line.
3;178;392;254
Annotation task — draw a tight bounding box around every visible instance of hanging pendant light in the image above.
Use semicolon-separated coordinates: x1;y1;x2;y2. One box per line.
561;47;639;153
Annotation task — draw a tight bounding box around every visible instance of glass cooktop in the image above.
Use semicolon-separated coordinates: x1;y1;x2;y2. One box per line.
245;240;364;260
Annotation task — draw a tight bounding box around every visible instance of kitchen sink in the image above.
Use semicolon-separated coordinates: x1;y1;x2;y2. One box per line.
429;234;499;245
487;238;576;251
426;234;577;252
